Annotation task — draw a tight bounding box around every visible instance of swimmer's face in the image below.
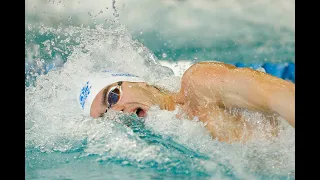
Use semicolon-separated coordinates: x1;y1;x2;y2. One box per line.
90;81;158;118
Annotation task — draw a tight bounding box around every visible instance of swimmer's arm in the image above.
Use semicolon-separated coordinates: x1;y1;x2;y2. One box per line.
179;62;295;127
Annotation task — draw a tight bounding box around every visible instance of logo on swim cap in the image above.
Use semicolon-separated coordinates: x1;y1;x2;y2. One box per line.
110;73;139;77
79;81;91;109
101;70;139;77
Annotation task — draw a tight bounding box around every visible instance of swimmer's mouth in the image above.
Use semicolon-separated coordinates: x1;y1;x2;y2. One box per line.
134;107;147;118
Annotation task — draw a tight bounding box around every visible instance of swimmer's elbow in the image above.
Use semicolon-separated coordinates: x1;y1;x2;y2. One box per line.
269;90;295;128
288;117;295;128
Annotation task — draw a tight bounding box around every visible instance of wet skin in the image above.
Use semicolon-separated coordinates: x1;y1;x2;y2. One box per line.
90;62;295;143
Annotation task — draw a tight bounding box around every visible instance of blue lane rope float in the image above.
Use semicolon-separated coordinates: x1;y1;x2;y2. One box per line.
233;62;295;83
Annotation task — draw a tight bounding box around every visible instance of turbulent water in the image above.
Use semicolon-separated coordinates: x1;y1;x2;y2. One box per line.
25;0;295;179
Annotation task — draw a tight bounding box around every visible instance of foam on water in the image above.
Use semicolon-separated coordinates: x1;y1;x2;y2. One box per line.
25;22;294;179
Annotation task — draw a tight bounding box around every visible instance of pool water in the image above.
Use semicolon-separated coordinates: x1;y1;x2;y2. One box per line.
25;0;295;179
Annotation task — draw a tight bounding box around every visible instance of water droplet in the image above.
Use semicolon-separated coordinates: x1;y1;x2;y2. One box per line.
162;53;167;58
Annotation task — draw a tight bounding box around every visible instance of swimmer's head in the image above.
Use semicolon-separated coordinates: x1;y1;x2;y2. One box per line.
78;70;145;117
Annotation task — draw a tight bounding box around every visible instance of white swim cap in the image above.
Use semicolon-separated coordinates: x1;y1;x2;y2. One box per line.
78;70;145;116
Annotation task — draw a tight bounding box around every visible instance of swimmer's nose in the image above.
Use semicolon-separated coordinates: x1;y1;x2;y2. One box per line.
114;106;129;113
110;104;125;112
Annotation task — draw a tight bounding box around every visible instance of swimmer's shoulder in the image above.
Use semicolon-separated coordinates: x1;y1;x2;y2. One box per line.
182;61;271;81
180;61;267;91
181;61;237;81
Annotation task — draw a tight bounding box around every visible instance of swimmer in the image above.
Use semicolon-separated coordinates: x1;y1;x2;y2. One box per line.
78;62;295;143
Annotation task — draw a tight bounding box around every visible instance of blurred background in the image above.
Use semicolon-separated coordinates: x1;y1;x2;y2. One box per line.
25;0;294;69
